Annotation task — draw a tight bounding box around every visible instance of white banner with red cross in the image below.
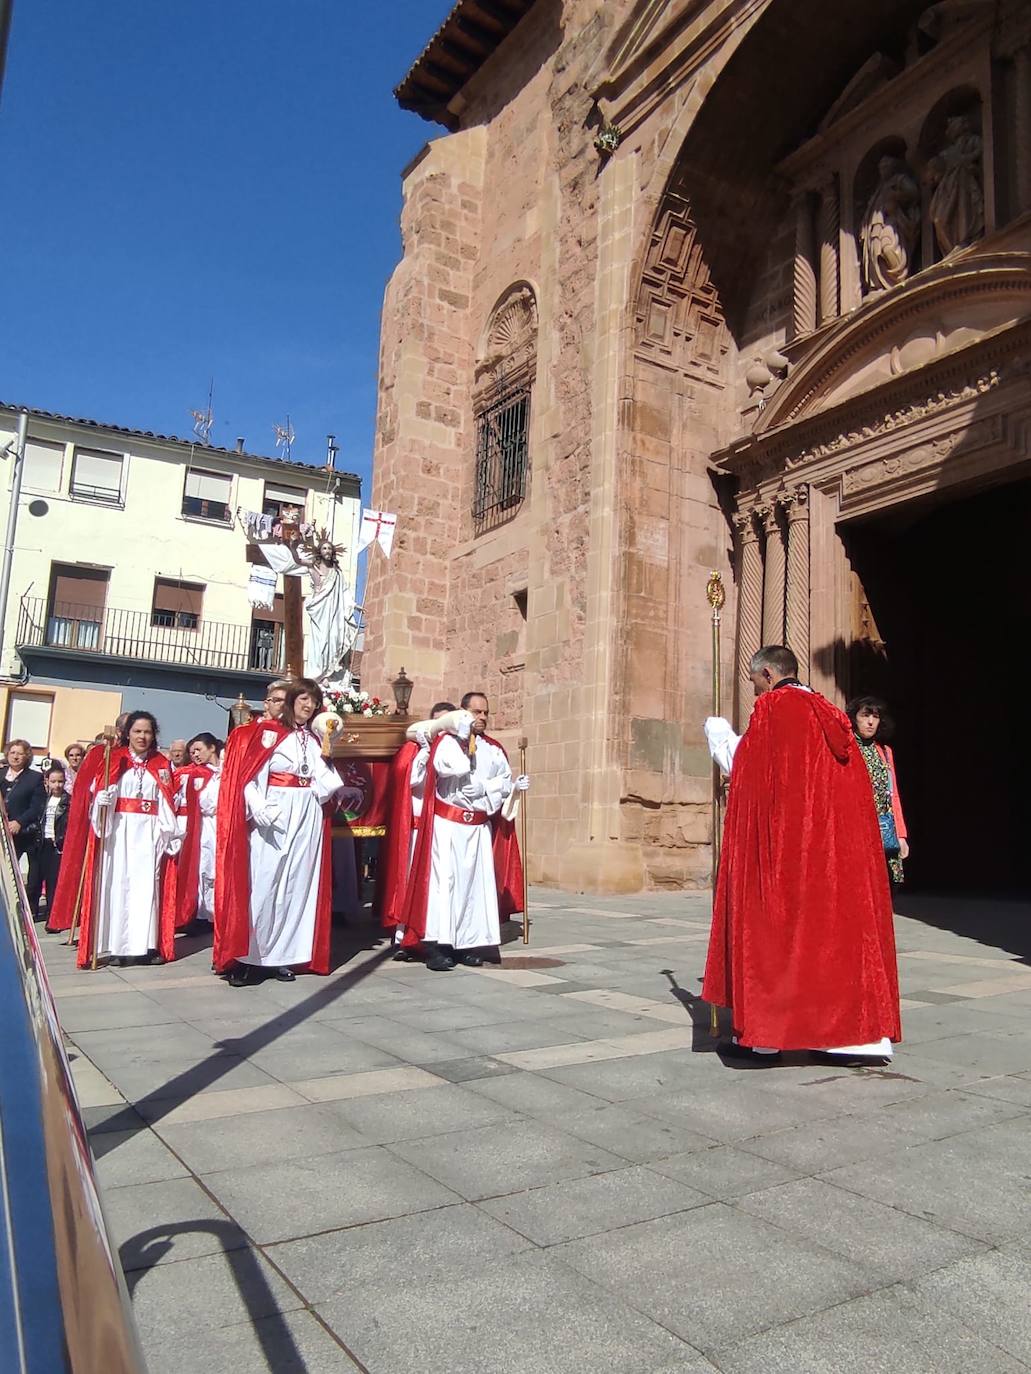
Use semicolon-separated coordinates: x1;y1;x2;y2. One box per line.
356;509;397;558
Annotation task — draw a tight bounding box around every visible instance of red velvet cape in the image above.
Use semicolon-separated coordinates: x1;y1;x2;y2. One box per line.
76;749;177;968
162;763;212;929
377;740;419;931
46;742;107;932
213;720;333;975
702;687;901;1050
483;735;525;920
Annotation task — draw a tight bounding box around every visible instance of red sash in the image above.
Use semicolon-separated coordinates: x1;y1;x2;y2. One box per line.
268;772;311;789
435;801;488;825
116;798;159;815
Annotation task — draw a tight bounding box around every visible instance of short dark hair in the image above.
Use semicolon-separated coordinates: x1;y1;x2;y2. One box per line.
460;691;488;710
845;695;895;744
187;732;219;753
430;701;457;716
121;711;159;747
748;646;799;679
281;680;324;728
46;763;66;779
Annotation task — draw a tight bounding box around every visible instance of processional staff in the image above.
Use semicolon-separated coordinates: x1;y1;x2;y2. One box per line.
706;571;725;1037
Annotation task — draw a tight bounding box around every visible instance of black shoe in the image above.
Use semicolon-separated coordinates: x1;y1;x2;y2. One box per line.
719;1041;781;1065
810;1050;891;1068
275;967;296;982
181;919;208;937
392;948;418;962
426;951;456;972
228;965;259;988
144;951;167;966
455;952;483;967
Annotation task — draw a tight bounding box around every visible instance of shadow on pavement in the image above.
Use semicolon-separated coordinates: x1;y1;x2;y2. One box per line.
893;890;1031;965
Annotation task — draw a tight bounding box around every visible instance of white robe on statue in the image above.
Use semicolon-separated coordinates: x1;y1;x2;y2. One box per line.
257;543;359;682
197;768;220;923
425;734;512;950
91;763;178;958
243;729;343;967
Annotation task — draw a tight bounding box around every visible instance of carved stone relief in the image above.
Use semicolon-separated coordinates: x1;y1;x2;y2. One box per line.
926;114;985;257
860;156;922;292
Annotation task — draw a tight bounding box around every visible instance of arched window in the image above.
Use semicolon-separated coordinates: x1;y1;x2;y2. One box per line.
472;283;537;535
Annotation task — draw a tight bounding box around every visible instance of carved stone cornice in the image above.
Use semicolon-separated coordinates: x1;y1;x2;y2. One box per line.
839;413;1007;498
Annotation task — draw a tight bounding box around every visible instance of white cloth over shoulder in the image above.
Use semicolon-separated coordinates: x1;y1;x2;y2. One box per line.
424;734;512;951
196;768;220;923
704;717;741;776
242;729;343;967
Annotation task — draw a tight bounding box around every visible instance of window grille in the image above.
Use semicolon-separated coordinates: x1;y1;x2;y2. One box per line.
472;386;530;535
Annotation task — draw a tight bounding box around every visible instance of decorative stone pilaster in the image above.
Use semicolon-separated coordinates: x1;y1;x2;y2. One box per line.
818;177;840;326
760;502;787;646
1016;46;1031;214
735;509;763;719
784;486;811;679
792;192;817;340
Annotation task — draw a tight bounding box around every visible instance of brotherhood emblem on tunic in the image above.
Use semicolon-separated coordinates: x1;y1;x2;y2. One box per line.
159;769;170;783
194;777;204;790
262;729;277;749
462;810;474;823
142;800;153;813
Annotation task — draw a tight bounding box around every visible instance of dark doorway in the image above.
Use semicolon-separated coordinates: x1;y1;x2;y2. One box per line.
842;478;1031;897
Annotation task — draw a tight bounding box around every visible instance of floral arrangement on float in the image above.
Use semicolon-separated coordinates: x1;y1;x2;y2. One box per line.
323;686;389;718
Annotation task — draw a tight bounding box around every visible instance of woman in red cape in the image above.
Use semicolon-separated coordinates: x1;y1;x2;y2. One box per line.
45;736;113;933
161;758;211;932
76;716;179;968
702;664;900;1058
214;681;339;982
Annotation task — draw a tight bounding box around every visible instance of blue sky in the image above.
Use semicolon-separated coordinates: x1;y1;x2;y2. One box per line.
0;0;455;491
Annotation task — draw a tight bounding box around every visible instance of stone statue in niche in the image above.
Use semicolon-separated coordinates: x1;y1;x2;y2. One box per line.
926;114;984;256
860;155;921;293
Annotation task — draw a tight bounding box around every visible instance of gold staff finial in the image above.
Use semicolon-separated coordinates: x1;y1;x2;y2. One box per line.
706;570;725;612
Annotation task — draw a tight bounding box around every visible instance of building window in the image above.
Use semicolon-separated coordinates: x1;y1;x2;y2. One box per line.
46;564;109;650
262;483;306;522
182;467;232;523
4;691;54;753
151;578;203;630
70;448;124;506
472;283;537;536
249;595;284;672
473;387;531;535
23;437;64;493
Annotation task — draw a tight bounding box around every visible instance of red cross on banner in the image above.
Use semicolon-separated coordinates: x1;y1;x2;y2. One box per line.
356;509;397;557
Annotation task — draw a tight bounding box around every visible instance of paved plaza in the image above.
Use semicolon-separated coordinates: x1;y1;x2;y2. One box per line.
44;889;1031;1373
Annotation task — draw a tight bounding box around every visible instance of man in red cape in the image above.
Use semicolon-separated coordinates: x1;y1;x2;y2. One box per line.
76;736;179;968
213;692;333;977
702;645;901;1066
46;713;128;934
400;694;528;970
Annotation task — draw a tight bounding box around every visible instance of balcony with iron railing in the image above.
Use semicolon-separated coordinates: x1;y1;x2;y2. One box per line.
16;597;285;676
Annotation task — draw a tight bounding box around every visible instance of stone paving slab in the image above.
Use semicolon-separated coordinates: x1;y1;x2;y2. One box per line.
38;886;1031;1373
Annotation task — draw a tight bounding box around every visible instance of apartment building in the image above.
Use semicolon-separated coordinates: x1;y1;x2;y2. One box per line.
0;404;361;753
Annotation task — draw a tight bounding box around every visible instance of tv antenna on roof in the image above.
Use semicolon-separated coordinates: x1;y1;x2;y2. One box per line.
273;415;296;461
189;378;215;444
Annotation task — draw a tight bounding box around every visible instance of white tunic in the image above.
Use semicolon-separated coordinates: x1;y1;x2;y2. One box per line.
242;729;342;967
425;734;512;950
90;759;178;958
196;768;220;923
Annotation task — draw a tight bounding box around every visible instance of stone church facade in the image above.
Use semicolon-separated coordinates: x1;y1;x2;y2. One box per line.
362;0;1031;895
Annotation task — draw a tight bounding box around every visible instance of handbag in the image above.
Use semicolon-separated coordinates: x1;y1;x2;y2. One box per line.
879;811;900;857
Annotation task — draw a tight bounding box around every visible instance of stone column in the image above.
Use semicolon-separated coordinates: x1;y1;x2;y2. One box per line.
818;177;840;326
761;502;787;645
1016;46;1031;214
785;486;811;679
734;509;763;721
792;192;817;339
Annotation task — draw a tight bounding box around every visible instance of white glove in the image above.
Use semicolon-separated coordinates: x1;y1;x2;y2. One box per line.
251;802;283;832
513;774;530;791
464;775;487;799
339;787;365;810
414;728;430;750
456;715;472;741
95;786;118;808
166;838;182;858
